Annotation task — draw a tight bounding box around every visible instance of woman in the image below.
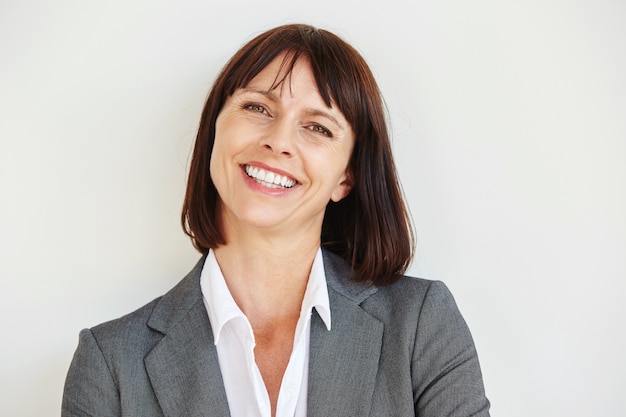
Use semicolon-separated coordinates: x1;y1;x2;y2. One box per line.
63;24;490;417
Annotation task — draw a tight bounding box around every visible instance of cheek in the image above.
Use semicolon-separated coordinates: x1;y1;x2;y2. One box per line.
208;146;218;177
214;115;254;154
308;153;350;188
209;132;229;185
330;145;354;176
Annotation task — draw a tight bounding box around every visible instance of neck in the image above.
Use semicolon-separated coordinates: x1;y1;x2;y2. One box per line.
212;230;320;322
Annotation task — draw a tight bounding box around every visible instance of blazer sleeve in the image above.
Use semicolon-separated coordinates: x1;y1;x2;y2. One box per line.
62;328;121;417
412;281;490;417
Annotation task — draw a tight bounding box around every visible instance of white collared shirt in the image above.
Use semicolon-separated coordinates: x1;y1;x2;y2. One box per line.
200;248;331;417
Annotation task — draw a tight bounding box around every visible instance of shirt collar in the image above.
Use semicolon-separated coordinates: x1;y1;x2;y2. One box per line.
303;248;331;331
200;248;331;346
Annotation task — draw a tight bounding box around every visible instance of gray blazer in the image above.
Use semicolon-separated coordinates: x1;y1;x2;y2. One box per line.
62;250;490;416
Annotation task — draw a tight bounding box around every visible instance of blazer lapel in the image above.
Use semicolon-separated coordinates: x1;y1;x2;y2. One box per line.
307;251;384;416
144;257;231;417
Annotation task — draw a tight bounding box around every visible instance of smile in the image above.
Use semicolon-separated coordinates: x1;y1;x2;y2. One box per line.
244;165;297;189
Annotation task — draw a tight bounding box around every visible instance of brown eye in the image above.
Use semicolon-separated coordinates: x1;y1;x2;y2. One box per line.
243;103;269;115
309;124;332;137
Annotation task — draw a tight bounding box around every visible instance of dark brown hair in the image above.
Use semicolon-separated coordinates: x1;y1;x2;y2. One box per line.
181;24;414;285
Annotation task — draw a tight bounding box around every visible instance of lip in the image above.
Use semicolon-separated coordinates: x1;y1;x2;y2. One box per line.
240;162;300;194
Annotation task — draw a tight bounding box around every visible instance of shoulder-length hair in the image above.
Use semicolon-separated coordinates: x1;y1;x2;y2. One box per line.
181;24;414;285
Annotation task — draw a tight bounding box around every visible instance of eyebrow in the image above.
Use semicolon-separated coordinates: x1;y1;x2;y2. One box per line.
239;88;345;131
241;88;279;102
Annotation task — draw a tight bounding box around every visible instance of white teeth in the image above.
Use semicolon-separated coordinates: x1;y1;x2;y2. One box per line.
244;165;296;188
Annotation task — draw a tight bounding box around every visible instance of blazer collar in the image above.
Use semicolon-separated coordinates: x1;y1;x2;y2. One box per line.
144;255;231;417
322;248;379;303
143;250;383;417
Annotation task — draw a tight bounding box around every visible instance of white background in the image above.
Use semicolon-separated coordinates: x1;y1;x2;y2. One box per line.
1;0;625;416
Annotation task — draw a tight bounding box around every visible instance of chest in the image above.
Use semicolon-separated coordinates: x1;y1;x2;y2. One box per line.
216;315;313;417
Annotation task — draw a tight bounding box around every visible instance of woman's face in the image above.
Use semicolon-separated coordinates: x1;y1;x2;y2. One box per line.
210;54;355;239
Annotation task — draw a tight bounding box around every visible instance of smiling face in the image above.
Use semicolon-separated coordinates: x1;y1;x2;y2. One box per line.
209;53;355;241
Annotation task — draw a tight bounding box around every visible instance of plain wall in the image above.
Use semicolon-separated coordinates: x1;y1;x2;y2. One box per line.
1;0;625;415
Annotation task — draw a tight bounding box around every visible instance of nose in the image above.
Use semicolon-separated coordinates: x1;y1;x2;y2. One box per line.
259;118;294;157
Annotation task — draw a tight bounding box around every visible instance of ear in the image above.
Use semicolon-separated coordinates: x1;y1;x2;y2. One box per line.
330;169;354;202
